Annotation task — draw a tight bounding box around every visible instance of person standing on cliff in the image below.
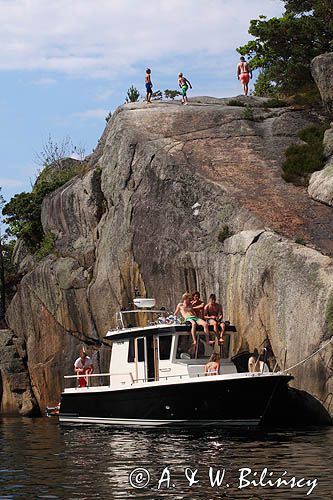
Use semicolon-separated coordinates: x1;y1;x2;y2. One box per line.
74;350;94;388
178;72;192;105
237;56;252;96
145;68;153;103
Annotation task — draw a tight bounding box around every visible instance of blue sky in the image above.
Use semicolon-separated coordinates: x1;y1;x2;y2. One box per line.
0;0;284;204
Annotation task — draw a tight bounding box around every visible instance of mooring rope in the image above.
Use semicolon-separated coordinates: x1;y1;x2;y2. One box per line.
283;337;333;372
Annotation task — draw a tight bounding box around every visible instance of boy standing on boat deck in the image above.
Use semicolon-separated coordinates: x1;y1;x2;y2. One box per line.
74;350;94;388
175;293;209;345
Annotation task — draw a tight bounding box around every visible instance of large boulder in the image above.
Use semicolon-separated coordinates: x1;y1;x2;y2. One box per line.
308;125;333;206
308;157;333;206
4;100;333;419
311;53;333;114
0;330;39;415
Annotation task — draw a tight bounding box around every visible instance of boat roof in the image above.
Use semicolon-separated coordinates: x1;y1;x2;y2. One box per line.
105;323;236;341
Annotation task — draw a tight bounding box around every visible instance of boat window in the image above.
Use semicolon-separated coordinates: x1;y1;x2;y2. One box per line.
176;334;210;360
127;338;145;363
159;335;172;360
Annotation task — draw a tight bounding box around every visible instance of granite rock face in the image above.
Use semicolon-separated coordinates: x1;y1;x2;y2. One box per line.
308;126;333;206
0;330;38;415
311;53;333;113
3;98;333;419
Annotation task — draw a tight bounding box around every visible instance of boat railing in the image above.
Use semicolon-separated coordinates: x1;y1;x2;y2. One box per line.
273;347;287;373
63;367;277;390
63;372;134;390
116;309;175;330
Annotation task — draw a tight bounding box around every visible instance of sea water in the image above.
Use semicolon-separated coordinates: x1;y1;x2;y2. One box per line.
0;417;332;499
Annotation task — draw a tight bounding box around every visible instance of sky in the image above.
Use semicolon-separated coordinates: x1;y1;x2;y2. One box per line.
0;0;284;204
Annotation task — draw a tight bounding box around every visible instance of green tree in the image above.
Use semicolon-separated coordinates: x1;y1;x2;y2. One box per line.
164;89;182;100
0;190;18;324
126;85;140;103
3;138;84;252
238;0;333;96
151;90;163;100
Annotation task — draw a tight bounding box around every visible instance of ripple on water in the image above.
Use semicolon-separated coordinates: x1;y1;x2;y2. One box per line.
0;418;332;499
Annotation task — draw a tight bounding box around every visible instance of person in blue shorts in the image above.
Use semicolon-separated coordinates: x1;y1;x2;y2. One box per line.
145;68;153;103
204;293;225;344
178;72;192;105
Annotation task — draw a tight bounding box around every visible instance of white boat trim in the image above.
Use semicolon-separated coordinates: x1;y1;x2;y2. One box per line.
58;416;261;427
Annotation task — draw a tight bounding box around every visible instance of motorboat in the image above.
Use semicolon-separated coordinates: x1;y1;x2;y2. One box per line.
59;299;293;427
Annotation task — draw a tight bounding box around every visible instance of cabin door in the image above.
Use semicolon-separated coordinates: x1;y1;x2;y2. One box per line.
134;337;145;382
145;335;159;382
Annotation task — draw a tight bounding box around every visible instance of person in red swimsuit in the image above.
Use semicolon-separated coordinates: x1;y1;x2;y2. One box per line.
237;56;252;96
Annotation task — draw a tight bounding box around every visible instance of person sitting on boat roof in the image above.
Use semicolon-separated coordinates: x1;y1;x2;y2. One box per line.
74;349;94;388
175;293;209;346
204;293;225;344
205;353;220;376
191;291;205;319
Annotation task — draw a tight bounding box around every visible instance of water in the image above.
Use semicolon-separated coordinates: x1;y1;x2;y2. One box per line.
0;418;332;499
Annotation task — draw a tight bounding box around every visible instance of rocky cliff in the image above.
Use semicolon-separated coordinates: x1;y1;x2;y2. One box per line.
308;53;333;207
1;94;333;420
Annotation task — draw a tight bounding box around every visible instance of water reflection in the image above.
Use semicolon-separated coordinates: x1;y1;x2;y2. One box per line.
0;418;332;499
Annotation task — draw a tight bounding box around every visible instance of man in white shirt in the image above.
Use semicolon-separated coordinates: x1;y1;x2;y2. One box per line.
74;350;94;387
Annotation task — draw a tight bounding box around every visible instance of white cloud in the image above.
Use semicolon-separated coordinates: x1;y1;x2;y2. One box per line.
0;0;283;78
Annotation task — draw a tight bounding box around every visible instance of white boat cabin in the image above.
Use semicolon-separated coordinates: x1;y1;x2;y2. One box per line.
104;306;237;389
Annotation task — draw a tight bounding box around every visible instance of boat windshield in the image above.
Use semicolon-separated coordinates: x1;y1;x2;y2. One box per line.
176;333;231;360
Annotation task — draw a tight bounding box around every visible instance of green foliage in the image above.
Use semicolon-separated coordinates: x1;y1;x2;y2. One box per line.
326;292;333;338
263;98;288;108
290;86;322;107
151;90;163;100
36;233;56;260
295;237;306;245
3;160;84;251
227;99;245;107
0;236;18;311
164;89;182;100
238;1;333;96
243;105;254;120
282;123;330;185
218;225;232;243
126;85;140;103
